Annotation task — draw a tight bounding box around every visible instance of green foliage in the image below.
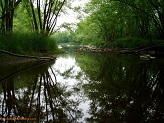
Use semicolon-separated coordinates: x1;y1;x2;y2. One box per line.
72;0;164;48
13;3;32;31
111;38;150;48
54;31;80;45
1;0;164;52
0;32;57;54
73;17;104;46
105;38;164;49
0;0;65;56
22;0;66;35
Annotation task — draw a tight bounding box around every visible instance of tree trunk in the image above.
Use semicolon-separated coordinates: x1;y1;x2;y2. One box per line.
0;0;21;34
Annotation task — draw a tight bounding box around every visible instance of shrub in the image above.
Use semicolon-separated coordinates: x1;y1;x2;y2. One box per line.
113;37;150;48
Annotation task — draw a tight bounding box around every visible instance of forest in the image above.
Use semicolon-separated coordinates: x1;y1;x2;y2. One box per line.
0;0;164;55
56;0;164;52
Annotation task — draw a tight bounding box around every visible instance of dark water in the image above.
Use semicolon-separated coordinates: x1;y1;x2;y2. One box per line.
0;50;164;123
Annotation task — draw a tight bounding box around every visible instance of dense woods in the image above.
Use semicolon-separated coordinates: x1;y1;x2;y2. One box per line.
56;0;164;50
0;0;164;54
86;0;164;42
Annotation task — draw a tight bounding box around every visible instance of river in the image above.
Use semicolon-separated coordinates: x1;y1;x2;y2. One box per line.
0;46;164;123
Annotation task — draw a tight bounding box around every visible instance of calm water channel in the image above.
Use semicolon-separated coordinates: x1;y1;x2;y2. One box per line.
0;47;164;123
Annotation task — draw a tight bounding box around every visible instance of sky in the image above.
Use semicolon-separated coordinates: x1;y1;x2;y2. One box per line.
56;0;89;31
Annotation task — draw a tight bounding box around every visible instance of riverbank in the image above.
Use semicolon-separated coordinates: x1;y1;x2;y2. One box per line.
0;57;36;65
0;56;57;66
1;43;164;66
0;42;65;66
0;49;61;66
79;45;164;58
0;32;65;66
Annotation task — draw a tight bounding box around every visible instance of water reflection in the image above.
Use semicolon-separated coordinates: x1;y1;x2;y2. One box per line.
0;52;164;123
0;61;82;123
76;53;164;123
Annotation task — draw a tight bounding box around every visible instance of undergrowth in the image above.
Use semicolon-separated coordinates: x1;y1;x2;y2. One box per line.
105;38;152;48
0;32;58;55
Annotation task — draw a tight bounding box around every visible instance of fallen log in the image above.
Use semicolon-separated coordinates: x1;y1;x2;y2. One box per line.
0;49;55;60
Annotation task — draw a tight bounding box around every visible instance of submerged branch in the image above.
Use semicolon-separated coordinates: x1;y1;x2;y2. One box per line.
0;60;54;82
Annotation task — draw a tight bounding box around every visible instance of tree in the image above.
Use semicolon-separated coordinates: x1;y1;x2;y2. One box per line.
111;0;164;39
0;0;67;36
24;0;66;36
0;0;22;34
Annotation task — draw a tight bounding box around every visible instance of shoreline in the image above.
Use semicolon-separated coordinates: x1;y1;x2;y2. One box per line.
79;45;164;57
0;54;58;66
0;57;38;66
1;45;164;66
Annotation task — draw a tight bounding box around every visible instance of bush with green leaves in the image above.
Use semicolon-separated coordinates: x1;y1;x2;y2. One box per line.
105;38;151;48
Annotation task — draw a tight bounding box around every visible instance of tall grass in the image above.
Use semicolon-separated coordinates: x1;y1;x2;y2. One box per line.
0;32;57;55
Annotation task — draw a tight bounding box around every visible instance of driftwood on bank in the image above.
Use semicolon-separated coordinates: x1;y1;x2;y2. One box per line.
0;49;55;60
80;43;163;54
79;44;164;60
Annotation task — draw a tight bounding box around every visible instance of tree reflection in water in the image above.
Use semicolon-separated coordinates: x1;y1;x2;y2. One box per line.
0;63;82;123
77;53;164;123
0;53;164;123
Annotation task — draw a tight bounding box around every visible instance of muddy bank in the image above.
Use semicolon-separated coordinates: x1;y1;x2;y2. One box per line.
0;49;57;66
0;57;38;66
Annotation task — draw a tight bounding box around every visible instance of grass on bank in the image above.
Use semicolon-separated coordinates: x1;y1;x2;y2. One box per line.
0;32;63;56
